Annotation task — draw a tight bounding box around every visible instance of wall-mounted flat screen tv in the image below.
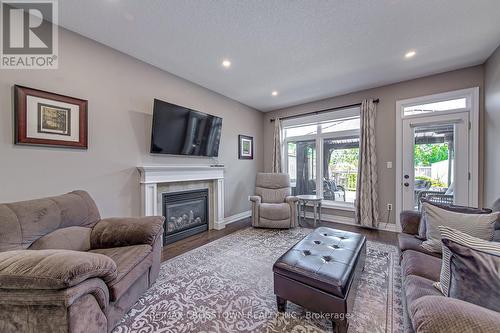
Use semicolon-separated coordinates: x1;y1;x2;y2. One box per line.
150;99;222;157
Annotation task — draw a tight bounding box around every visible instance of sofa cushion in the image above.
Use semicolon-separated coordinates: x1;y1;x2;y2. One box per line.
404;275;442;312
259;203;290;220
256;188;290;204
400;210;421;236
28;226;91;251
258;218;291;229
0;191;101;252
417;199;493;240
401;250;441;282
398;234;441;258
410;296;500;333
436;227;500;311
0;249;116;289
90;217;164;249
90;245;152;301
256;173;290;189
255;173;291;204
421;202;497;253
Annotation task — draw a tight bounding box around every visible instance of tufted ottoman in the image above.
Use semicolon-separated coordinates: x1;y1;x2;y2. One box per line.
273;227;366;333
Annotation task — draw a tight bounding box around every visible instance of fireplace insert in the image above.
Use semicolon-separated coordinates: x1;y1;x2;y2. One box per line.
162;189;209;244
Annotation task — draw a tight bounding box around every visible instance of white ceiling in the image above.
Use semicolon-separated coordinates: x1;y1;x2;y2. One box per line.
58;0;500;111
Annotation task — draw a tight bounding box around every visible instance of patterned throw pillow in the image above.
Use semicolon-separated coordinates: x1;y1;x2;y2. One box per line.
420;203;498;253
416;199;492;240
435;226;500;312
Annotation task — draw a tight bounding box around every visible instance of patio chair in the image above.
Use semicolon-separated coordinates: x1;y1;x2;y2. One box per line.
418;183;454;209
324;179;346;201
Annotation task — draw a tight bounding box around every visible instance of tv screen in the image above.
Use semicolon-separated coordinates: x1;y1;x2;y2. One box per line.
150;99;222;157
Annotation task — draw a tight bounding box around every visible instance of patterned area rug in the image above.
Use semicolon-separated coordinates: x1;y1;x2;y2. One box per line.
114;227;402;333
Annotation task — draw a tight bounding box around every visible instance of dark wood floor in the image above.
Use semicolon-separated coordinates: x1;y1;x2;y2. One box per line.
162;218;252;261
162;217;398;262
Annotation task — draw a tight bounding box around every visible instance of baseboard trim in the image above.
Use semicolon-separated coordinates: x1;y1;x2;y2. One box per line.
216;210;398;232
214;210;252;230
303;212;398;233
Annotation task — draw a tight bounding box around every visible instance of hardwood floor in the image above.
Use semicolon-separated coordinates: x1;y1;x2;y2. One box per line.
161;217;398;262
161;217;251;261
301;219;399;246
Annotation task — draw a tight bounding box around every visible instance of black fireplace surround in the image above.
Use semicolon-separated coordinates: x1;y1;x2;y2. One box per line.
162;189;209;244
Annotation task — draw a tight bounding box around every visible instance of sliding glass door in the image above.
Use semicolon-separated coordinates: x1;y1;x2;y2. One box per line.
323;137;359;204
283;107;361;208
287;140;316;195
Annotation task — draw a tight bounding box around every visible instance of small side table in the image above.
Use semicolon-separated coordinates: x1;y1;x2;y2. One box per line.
296;195;322;227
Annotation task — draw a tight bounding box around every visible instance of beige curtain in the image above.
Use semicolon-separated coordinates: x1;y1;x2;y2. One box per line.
355;99;379;227
272;119;283;173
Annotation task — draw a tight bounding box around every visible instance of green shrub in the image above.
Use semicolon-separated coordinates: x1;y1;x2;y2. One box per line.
415;175;446;188
347;173;357;191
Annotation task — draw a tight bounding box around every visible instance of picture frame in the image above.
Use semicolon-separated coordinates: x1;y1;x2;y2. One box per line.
238;135;253;160
14;85;88;149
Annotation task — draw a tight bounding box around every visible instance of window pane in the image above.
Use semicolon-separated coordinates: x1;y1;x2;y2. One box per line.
323;137;359;204
321;117;360;134
284;124;317;138
413;124;455;210
287;140;316;195
403;98;466;116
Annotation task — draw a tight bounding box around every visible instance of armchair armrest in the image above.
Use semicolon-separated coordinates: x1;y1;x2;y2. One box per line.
400;210;422;235
249;195;261;204
249;196;261;227
411;296;500;332
0;250;117;290
90;216;164;249
286;196;299;228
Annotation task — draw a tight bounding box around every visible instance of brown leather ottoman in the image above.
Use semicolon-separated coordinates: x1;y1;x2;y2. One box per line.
273;227;366;333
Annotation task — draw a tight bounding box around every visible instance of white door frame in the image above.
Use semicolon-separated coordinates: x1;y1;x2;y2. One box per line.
395;87;479;231
401;112;469;211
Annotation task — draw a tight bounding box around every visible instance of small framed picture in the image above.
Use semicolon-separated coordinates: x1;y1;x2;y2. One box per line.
238;135;253;160
14;85;88;149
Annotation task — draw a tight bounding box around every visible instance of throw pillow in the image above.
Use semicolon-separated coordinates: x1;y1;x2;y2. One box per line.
416;199;493;240
435;226;500;312
420;202;497;253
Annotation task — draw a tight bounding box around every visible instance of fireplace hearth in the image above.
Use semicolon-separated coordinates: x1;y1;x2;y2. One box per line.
162;189;209;244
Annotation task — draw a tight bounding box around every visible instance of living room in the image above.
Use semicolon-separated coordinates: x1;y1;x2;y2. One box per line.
1;1;500;332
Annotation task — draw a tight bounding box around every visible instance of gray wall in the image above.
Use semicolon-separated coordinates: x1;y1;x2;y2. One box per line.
485;45;500;206
263;66;485;223
0;29;264;218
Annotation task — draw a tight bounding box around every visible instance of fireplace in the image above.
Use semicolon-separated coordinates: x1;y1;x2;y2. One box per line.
162;189;209;244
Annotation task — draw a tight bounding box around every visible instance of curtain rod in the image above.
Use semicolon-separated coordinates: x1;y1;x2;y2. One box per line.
269;98;379;122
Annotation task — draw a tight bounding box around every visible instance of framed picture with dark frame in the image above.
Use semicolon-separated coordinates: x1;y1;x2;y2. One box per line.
238;135;253;160
14;85;88;149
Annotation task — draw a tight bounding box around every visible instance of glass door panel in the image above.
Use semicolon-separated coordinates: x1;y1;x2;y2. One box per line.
322;136;359;204
412;124;455;210
402;112;469;211
287;140;316;196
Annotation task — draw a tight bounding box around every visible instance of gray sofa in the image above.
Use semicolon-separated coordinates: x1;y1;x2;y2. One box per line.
399;200;500;333
249;173;299;229
0;191;164;333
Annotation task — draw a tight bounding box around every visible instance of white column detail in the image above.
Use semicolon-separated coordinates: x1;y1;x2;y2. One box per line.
141;183;157;216
213;178;225;230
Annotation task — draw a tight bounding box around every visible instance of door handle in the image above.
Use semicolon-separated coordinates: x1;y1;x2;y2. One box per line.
404;182;409;187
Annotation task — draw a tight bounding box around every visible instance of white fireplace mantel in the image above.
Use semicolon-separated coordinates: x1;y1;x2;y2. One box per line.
137;165;226;230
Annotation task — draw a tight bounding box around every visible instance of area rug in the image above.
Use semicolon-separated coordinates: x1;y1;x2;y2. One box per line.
113;227;403;333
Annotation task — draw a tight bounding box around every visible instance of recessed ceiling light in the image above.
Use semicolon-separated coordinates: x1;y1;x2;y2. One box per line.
271;91;278;96
222;59;231;68
405;50;416;59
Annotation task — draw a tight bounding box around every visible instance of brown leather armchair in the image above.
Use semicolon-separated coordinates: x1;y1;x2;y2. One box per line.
249;173;298;229
0;191;164;333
